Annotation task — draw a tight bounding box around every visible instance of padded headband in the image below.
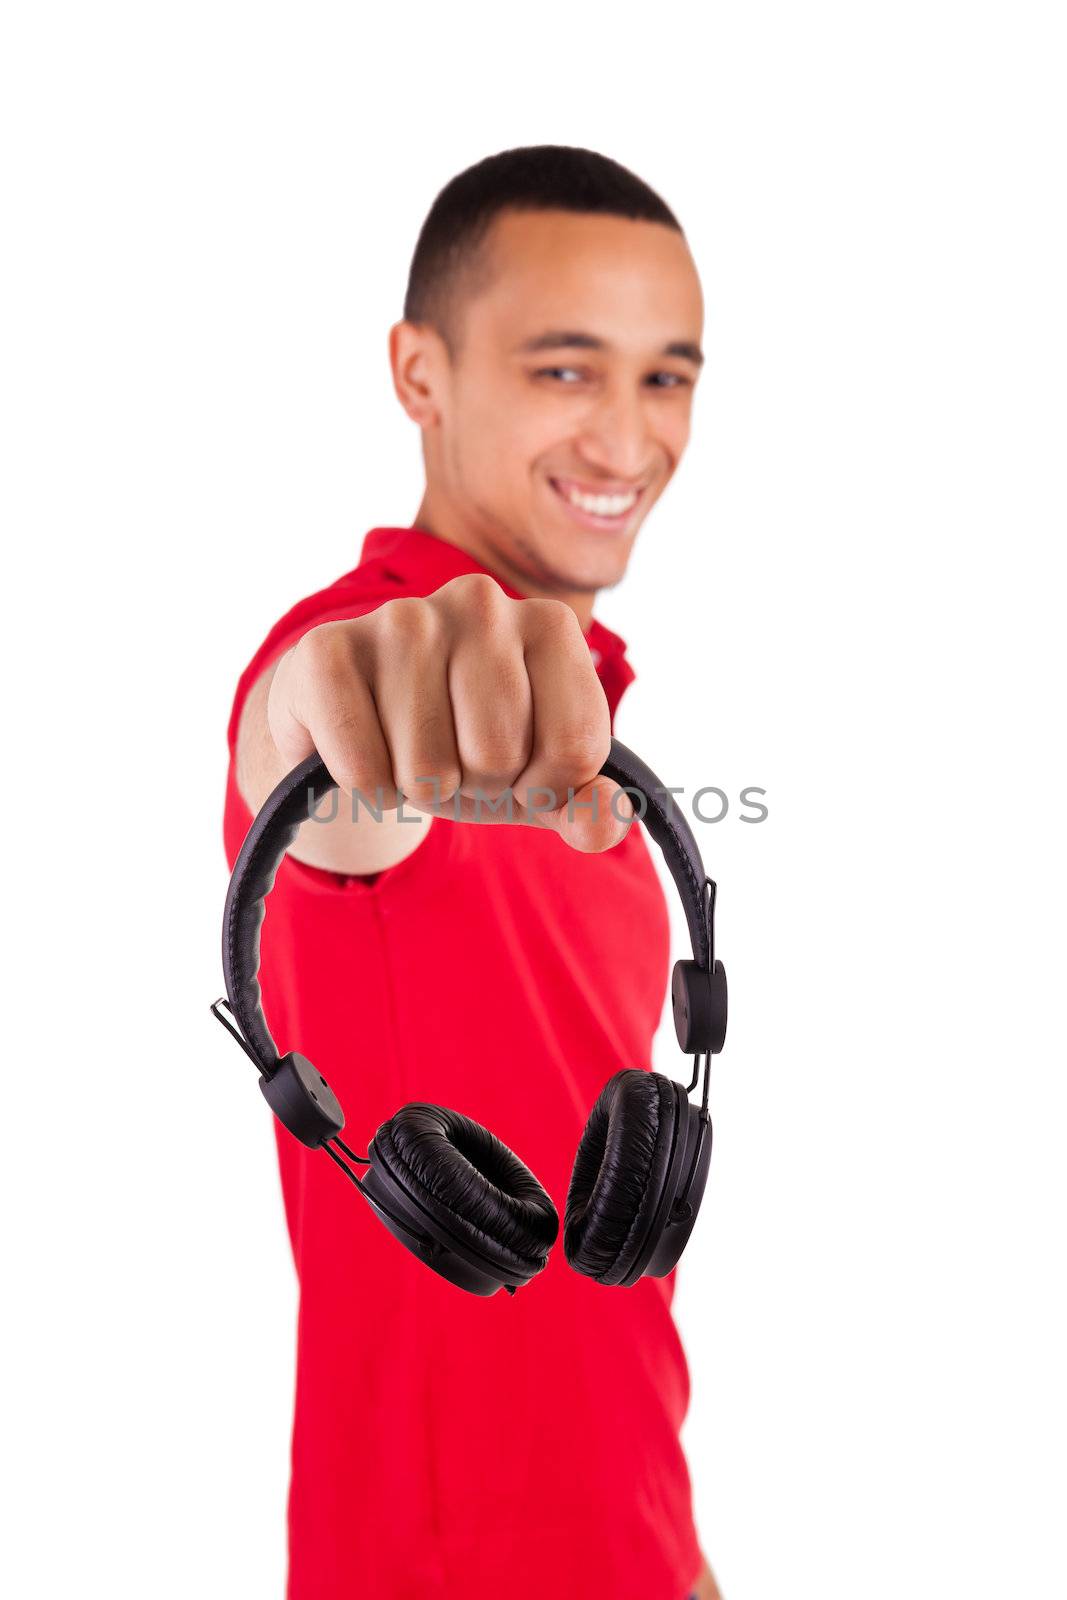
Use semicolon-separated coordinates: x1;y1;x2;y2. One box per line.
223;737;714;1071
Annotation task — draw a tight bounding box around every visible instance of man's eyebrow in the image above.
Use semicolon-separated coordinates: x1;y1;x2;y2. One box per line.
516;330;704;367
517;330;605;353
662;339;704;368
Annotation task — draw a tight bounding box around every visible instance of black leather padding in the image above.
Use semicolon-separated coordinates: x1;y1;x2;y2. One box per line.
563;1068;677;1286
223;752;335;1069
600;742;710;970
223;739;711;1073
373;1103;560;1273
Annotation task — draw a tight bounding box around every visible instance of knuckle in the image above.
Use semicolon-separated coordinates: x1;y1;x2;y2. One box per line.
397;721;463;800
303;682;376;765
399;766;462;805
293;631;362;727
548;718;610;776
445;571;506;621
331;748;395;802
296;622;349;680
374;596;436;648
465;730;527;781
522;596;580;641
460;686;531;780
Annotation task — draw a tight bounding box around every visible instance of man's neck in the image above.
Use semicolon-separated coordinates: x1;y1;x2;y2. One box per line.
413;490;597;630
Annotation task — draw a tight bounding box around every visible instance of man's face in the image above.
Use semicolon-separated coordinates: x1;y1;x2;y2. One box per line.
408;208;704;597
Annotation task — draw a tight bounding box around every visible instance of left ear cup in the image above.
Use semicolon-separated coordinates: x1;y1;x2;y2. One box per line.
563;1069;678;1286
366;1103;559;1289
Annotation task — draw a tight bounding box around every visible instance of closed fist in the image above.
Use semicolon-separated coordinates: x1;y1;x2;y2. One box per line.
265;573;634;856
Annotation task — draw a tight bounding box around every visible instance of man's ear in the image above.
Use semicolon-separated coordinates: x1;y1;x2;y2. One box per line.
389;320;447;427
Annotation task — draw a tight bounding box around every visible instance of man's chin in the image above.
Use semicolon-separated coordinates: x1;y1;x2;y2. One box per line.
529;553;632;596
520;527;640;596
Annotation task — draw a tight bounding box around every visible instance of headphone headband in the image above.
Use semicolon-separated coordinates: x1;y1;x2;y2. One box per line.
223;737;724;1074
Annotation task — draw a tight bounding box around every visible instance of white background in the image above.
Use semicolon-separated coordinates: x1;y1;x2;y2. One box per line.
2;3;1064;1597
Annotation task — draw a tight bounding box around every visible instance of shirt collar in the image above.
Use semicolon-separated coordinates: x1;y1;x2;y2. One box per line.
358;524;636;721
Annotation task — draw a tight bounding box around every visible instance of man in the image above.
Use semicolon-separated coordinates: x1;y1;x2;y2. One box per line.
225;145;722;1600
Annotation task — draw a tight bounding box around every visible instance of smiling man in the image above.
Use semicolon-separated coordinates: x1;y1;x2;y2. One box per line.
224;146;721;1600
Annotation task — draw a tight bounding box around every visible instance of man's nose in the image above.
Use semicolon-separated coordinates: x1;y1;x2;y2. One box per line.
575;388;655;481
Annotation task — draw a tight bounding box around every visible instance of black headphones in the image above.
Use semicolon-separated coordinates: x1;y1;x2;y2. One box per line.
212;738;727;1297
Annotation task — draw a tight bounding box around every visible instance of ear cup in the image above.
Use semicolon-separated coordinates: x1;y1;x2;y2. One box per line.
372;1102;559;1277
563;1068;678;1286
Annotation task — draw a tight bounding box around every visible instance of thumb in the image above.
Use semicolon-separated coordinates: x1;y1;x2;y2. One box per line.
552;775;635;853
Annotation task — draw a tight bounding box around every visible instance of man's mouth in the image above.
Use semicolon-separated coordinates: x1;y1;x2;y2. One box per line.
548;475;646;529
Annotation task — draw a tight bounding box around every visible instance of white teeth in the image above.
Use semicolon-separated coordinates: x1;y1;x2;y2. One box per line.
559;483;638;517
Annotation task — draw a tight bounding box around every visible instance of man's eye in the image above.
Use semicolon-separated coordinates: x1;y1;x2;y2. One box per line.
534;366;586;384
645;371;692;389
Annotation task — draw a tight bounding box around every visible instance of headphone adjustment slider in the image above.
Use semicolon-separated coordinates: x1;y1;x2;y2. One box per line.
260;1053;346;1149
670;960;728;1056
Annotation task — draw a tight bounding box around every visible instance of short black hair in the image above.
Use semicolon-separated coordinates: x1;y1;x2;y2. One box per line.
403;144;682;349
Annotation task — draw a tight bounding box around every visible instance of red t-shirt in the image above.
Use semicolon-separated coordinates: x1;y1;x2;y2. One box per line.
223;526;702;1600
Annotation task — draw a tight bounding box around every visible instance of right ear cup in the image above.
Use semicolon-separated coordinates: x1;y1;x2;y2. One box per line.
360;1102;559;1296
563;1069;679;1286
